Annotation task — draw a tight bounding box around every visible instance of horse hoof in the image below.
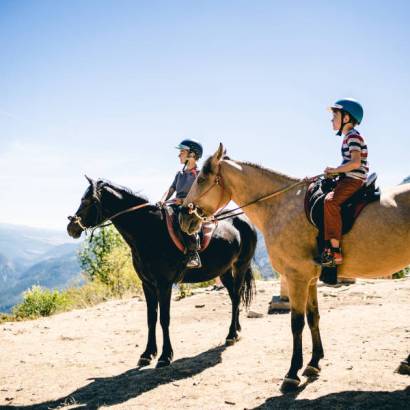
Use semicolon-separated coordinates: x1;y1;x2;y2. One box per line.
137;357;151;367
302;365;320;378
396;361;410;375
156;359;171;368
226;335;240;346
280;377;300;393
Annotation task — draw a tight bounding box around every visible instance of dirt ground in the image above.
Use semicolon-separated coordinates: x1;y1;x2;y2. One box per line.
0;278;409;409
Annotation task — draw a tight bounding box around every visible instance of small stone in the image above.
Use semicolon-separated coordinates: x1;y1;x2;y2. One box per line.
224;400;236;405
195;304;205;308
247;311;263;318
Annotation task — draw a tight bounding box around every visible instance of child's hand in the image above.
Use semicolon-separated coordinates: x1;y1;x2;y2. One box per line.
324;166;337;175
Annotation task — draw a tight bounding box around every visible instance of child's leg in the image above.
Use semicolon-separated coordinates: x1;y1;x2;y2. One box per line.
324;177;363;243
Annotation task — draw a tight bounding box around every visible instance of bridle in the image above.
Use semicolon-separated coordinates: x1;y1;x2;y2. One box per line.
186;164;231;223
68;186;151;236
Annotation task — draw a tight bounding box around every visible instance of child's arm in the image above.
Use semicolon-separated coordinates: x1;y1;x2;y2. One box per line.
325;151;362;175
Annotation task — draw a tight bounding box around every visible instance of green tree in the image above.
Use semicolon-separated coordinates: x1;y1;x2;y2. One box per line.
78;226;141;295
79;226;124;284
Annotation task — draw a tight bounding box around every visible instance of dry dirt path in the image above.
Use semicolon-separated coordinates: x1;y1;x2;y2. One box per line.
1;278;409;409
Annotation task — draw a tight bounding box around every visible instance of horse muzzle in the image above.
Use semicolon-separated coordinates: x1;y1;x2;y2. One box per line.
67;215;85;239
179;206;203;235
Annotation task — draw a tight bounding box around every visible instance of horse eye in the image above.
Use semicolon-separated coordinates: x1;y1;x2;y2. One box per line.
197;176;206;184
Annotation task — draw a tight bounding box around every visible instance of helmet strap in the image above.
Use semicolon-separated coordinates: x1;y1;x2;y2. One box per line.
336;110;353;136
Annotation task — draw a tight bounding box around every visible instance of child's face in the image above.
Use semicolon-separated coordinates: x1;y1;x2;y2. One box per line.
178;149;189;164
331;110;342;131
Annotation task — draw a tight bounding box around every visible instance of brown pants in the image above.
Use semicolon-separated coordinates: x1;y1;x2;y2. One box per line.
324;177;363;241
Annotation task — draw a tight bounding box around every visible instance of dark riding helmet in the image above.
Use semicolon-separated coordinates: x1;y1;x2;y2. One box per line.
175;139;203;159
329;98;364;136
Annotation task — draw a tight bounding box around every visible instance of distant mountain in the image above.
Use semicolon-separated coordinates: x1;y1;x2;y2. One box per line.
253;231;277;279
0;224;82;312
0;222;277;312
401;176;410;184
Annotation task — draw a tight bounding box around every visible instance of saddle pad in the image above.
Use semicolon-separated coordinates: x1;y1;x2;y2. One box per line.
164;206;217;253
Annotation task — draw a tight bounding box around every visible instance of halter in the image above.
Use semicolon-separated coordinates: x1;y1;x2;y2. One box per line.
187;164;231;222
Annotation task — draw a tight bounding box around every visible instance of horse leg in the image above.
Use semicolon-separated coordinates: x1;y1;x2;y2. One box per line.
220;269;241;345
138;282;158;366
281;277;309;393
156;285;174;368
302;282;324;377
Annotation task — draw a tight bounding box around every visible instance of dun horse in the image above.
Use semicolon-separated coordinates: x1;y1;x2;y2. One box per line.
67;177;257;368
179;143;410;391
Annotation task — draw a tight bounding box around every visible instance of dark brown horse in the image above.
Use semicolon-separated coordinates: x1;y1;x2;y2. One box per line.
67;177;257;368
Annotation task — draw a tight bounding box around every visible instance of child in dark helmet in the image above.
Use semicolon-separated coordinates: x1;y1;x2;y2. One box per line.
320;99;369;267
160;139;203;269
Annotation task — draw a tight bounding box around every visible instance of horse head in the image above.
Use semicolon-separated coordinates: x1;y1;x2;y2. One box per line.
180;143;231;235
67;176;113;238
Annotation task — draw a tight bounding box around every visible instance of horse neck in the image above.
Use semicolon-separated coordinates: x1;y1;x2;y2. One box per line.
221;160;300;229
100;189;149;233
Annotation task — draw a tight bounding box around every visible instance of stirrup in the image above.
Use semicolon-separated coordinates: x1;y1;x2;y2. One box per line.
186;252;202;269
319;248;335;267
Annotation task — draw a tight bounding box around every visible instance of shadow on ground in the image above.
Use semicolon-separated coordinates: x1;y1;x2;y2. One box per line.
3;345;226;410
251;385;409;409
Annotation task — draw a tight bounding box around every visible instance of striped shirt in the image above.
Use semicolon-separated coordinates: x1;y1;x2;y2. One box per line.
341;129;369;181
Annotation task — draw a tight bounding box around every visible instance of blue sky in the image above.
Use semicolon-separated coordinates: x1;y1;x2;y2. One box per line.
1;0;409;229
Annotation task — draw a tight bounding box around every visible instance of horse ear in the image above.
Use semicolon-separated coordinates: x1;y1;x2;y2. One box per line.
214;143;224;162
85;175;94;185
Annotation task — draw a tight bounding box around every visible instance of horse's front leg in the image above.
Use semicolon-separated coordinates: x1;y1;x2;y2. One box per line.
303;282;324;377
156;285;174;368
281;276;310;393
138;282;158;366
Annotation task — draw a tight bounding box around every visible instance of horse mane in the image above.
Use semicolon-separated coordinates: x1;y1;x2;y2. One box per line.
236;161;300;183
96;179;150;203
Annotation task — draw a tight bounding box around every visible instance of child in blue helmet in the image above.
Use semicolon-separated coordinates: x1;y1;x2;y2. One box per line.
160;139;203;268
321;99;369;267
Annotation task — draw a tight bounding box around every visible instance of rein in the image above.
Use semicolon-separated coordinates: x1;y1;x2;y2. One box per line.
70;201;152;239
188;171;325;222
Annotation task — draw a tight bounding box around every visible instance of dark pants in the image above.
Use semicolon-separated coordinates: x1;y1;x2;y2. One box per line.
324;177;363;241
172;204;200;253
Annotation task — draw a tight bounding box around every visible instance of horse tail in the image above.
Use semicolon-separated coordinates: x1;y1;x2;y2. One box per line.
241;265;256;310
231;214;258;310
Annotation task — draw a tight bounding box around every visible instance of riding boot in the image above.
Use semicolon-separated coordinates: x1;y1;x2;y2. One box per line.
183;232;202;269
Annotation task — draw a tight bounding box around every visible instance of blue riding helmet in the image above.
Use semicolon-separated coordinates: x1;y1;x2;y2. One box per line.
175;139;203;159
330;98;364;125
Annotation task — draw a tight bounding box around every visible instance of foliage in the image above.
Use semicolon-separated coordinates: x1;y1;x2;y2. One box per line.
79;226;124;283
393;266;410;279
12;285;70;319
10;226;141;321
79;226;141;294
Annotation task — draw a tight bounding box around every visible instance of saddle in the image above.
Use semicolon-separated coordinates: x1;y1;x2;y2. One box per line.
304;173;380;284
163;205;217;253
304;173;380;235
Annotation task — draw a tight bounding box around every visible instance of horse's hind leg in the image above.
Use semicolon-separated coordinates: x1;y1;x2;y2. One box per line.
220;269;241;345
138;282;158;366
281;276;309;393
303;282;324;378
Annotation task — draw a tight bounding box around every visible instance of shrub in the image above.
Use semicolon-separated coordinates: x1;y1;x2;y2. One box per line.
393;266;410;279
12;286;69;319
